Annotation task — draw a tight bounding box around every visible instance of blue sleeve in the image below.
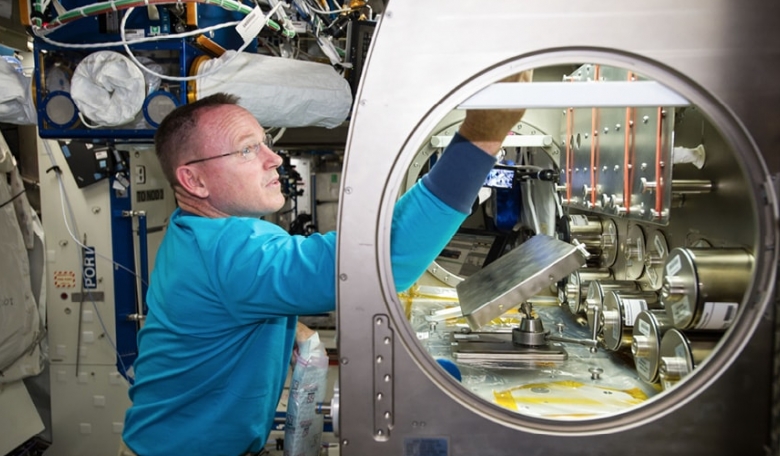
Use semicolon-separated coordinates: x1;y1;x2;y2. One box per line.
391;134;496;290
210;220;337;322
422;132;497;212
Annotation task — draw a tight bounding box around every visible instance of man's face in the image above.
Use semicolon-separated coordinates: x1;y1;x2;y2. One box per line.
185;104;285;217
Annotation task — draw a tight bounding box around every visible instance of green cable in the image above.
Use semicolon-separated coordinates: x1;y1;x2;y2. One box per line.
33;0;43;27
49;0;295;39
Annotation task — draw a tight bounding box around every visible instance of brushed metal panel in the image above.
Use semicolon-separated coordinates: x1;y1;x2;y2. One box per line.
456;235;587;329
561;65;675;224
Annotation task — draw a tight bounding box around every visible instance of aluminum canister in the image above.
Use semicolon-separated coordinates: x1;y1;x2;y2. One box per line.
631;310;674;383
601;290;660;352
585;280;638;336
562;268;613;315
660;248;753;330
566;215;618;268
658;328;719;390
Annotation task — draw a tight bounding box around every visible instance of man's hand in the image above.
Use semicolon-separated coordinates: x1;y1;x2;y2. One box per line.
291;322;316;366
295;322;316;344
458;70;534;156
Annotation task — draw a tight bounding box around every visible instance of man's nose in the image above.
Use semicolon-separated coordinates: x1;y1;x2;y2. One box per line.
261;144;283;168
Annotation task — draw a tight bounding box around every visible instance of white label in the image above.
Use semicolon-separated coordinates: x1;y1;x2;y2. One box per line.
124;29;145;40
666;254;682;277
638;318;651;336
622;299;648;326
416;331;429;340
654;235;666;256
570;214;589;226
671;296;692;325
694;302;739;330
236;6;267;44
647;267;659;287
635;356;650;379
290;20;309;34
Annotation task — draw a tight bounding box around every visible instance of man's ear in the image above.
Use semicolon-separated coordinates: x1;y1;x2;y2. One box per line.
176;165;209;198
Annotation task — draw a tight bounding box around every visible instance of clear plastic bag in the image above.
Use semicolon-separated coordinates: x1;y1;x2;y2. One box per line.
284;332;328;456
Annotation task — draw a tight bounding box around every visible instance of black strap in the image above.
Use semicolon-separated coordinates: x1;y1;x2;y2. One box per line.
0;189;25;209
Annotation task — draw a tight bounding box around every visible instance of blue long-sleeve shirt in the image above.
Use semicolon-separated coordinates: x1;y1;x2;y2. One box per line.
122;133;495;456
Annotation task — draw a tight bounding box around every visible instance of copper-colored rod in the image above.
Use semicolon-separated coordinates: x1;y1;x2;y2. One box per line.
623;71;635;212
655;106;664;215
590;65;601;206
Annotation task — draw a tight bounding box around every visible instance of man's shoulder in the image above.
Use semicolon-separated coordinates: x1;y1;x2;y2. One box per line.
172;211;287;237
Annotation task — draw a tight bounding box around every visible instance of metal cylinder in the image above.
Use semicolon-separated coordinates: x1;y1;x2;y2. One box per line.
566;215;618;268
631;310;674;383
623;224;646;280
641;178;713;194
562;268;613;315
601;290;660;352
658;329;719;390
660;247;753;330
585;280;639;335
568;214;603;239
512;318;547;347
669;179;713;194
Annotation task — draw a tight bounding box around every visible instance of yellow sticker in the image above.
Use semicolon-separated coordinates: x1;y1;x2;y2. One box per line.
54;270;76;288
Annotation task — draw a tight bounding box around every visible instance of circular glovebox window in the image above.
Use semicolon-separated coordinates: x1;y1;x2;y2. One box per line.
389;52;775;434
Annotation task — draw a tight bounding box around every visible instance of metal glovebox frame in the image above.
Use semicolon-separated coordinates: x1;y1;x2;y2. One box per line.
336;1;780;456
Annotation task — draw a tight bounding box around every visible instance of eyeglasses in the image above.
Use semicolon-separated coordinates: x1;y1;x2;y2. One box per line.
183;141;272;166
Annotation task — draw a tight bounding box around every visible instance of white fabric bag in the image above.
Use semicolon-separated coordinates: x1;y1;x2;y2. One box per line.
0;57;36;125
0;137;44;383
70;50;146;127
196;52;352;129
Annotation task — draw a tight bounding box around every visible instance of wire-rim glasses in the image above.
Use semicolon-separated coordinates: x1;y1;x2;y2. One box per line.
183;140;272;166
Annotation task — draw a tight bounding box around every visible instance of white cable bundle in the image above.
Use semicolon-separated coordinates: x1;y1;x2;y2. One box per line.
70;50;146;127
195;51;352;129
